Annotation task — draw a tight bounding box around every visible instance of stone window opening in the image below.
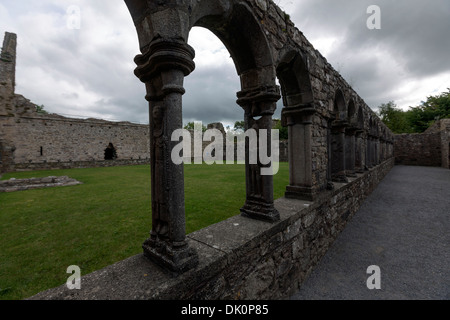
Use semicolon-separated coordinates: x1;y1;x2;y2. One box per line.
40;146;43;156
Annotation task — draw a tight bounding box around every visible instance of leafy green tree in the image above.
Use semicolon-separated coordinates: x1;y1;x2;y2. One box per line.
377;101;411;134
184;122;207;132
407;88;450;133
234;121;245;132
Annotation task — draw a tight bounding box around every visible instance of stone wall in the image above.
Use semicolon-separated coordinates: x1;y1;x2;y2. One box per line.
30;158;394;300
395;133;441;167
395;119;450;168
1;31;153;173
4;114;150;170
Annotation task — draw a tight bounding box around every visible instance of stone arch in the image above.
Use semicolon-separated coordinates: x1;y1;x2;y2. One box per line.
329;89;348;183
192;2;274;82
276;49;317;200
125;0;281;273
334;89;347;121
276;50;314;108
190;3;280;222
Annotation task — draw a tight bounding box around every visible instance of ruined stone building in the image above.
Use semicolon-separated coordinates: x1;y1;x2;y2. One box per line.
7;0;433;300
0;32;150;174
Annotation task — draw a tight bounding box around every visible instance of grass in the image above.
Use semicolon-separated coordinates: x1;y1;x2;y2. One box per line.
0;163;289;300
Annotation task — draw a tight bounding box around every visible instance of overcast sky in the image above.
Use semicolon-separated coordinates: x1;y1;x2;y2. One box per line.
1;0;449;127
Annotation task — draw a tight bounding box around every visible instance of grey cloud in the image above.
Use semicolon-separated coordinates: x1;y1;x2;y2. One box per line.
289;0;450;109
5;0;449;124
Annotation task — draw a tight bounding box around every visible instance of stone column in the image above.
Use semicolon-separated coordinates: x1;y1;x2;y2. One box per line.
345;127;357;177
237;86;281;222
366;135;373;169
375;137;380;165
355;130;365;173
134;39;198;274
331;120;348;183
282;105;316;201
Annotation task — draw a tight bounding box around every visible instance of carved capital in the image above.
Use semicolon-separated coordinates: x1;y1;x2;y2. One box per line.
236;86;281;117
134;38;195;84
331;119;348;130
281;104;316;126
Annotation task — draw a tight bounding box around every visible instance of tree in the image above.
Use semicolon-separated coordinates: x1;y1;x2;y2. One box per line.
378;89;450;134
184;122;207;132
407;88;450;133
234;121;245;132
377;101;411;134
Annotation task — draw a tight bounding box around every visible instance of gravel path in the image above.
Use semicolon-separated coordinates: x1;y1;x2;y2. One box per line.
291;165;450;300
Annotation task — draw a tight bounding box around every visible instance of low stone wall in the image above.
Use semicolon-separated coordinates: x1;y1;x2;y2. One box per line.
11;158;150;172
30;157;394;300
394;133;442;167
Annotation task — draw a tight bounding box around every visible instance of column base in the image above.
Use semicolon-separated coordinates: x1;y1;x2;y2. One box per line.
241;199;280;223
285;185;316;202
143;237;198;275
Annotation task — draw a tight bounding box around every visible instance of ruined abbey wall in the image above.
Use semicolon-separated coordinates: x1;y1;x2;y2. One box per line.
395;119;450;169
0;32;150;173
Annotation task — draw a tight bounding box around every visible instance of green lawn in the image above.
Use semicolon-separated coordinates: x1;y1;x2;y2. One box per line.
0;163;289;300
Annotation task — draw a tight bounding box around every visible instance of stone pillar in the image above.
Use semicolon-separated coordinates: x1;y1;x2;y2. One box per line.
237;86;281;222
331;121;348;183
366;136;373;169
134;38;198;274
355;130;364;173
282;105;316;201
345;127;357;177
375;138;380;165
